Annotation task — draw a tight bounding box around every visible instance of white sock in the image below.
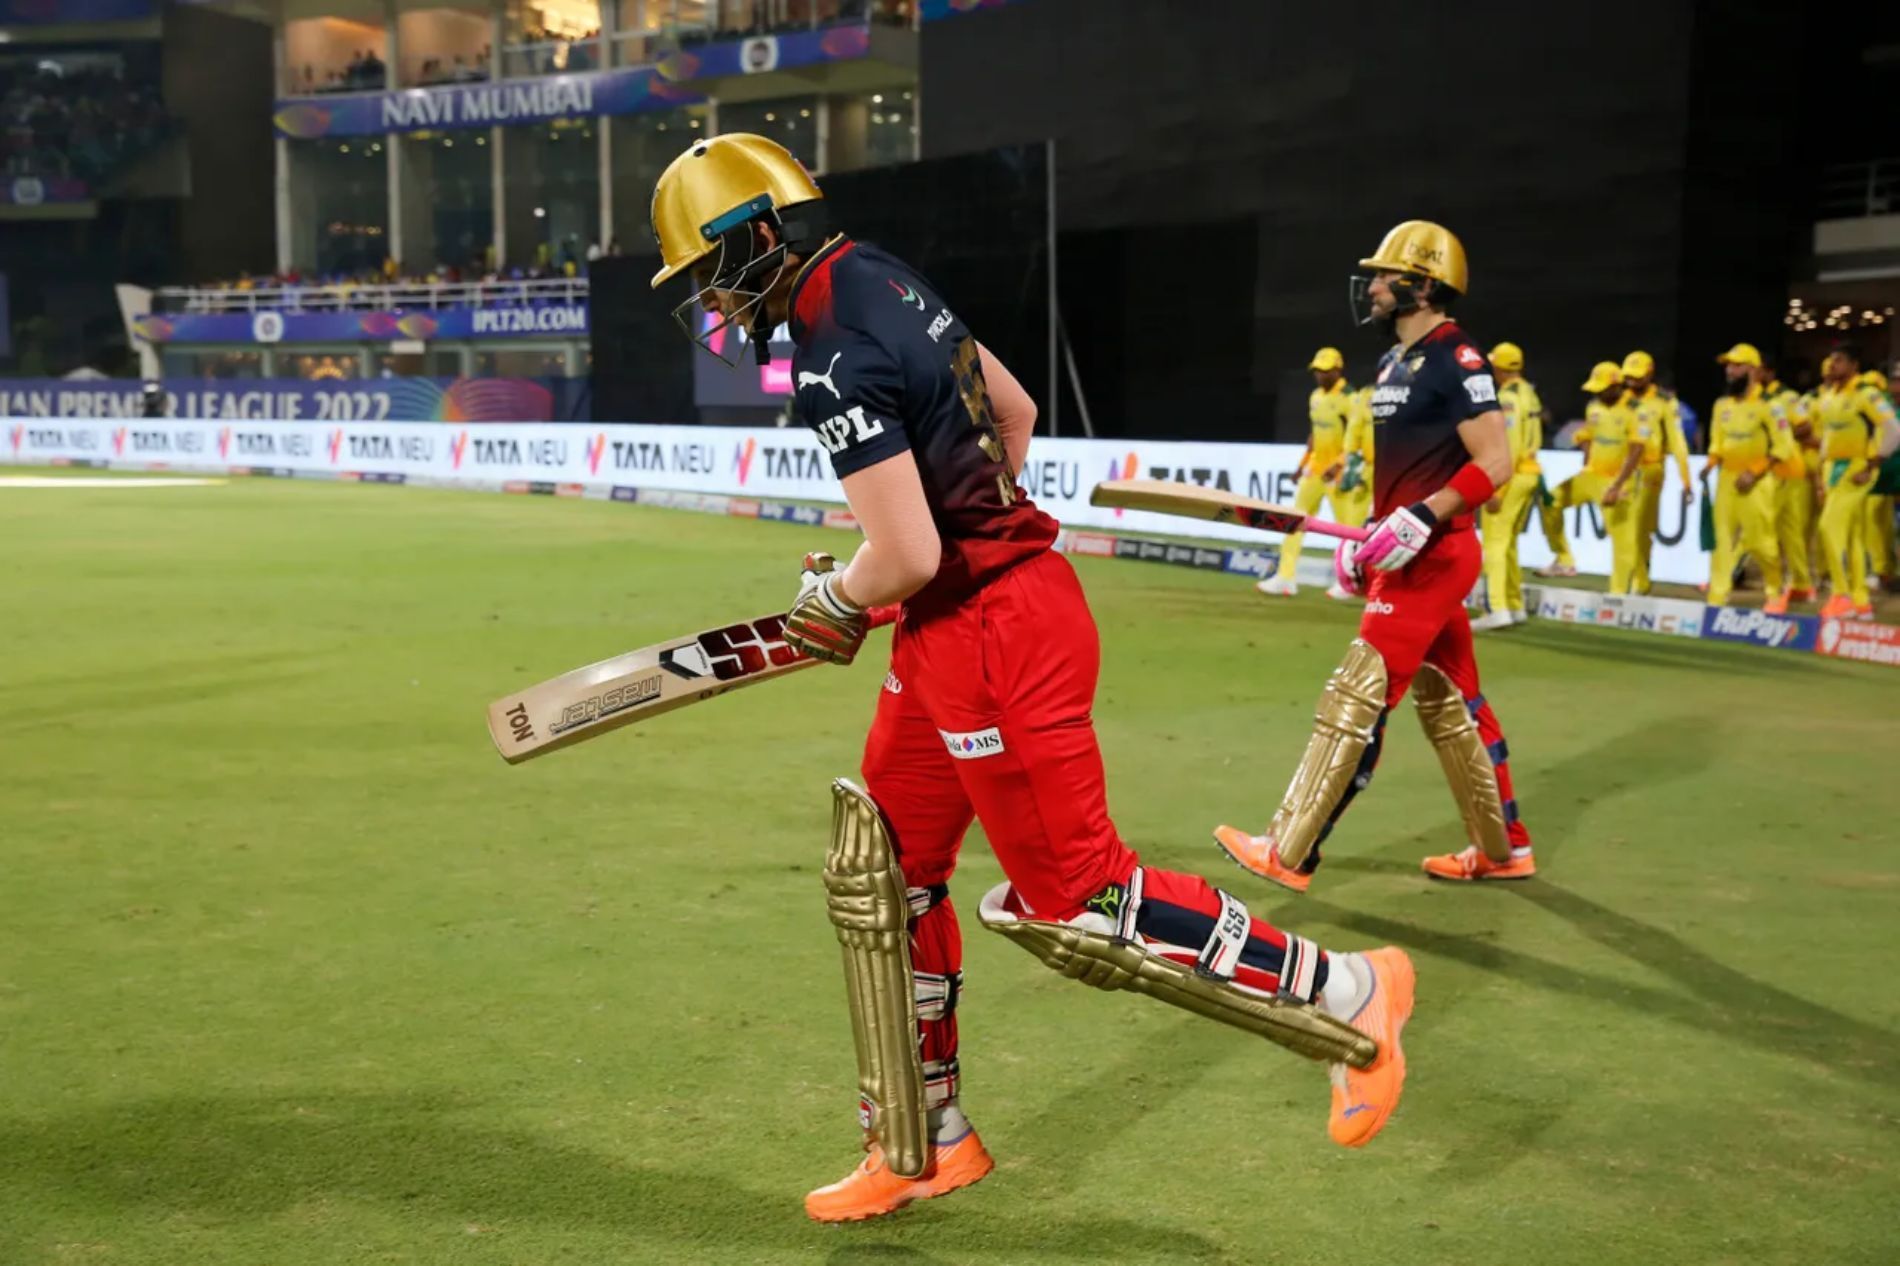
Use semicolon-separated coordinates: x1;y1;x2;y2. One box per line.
928;1100;970;1144
1319;951;1370;1020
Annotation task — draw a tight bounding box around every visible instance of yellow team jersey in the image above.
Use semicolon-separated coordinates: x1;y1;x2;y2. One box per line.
1342;388;1375;463
1764;383;1806;478
1498;378;1543;474
1579;399;1649;478
1813;383;1896;466
1709;386;1798;476
1795;391;1823;475
1304;381;1355;474
1626;385;1688;478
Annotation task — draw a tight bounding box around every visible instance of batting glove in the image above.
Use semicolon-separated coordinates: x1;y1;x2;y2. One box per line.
1338;452;1365;494
785;551;869;665
1333;538;1365;596
1355;502;1437;573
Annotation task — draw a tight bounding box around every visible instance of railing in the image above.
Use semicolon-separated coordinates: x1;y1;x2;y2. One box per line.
153;278;591;314
1818;159;1899;220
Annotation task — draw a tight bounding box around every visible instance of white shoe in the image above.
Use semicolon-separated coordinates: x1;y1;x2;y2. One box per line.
1510;609;1529;625
1534;562;1577;578
1325;583;1357;602
1256;575;1298;597
1470;610;1515;632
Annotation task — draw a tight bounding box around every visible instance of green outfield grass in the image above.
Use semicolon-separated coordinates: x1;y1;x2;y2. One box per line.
3;471;1897;1266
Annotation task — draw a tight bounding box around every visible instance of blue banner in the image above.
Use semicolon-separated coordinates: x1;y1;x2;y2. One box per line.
1700;605;1820;652
653;21;870;82
274;67;703;140
0;377;559;423
273;22;880;140
133;303;587;345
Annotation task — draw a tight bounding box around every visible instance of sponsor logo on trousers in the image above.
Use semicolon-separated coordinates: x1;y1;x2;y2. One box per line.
1366;599;1395;615
940;726;1004;759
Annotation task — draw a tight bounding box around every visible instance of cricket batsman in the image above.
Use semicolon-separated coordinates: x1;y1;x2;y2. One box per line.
649;134;1415;1222
1258;347;1372;599
1214;221;1536;889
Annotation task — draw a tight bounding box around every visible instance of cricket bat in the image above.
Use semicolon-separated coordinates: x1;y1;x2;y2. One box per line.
487;606;896;764
1089;478;1370;543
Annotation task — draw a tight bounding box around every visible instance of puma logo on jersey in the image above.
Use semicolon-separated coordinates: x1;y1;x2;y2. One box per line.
797;351;843;400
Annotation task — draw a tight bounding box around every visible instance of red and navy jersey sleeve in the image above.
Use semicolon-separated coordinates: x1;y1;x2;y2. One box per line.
1445;338;1499;422
792;325;909;478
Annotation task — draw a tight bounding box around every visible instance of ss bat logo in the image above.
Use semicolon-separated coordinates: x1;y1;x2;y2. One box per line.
661;616;801;683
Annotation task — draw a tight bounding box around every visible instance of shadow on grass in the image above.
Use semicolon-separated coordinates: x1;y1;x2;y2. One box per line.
1309;715;1898;1087
0;1091;1222;1261
1298;893;1900;1095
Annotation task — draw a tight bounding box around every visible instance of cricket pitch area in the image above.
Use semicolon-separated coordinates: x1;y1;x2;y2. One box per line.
4;471;1897;1265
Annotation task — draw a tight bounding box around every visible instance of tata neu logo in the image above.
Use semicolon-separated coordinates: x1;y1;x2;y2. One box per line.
217;426;232;460
326;428;345;464
8;423;21;454
112;427;128;456
585;431;607;476
450;430;469;470
734;436;758;486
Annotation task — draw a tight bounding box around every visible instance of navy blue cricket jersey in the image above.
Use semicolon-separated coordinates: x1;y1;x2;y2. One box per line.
786;236;1058;608
1367;321;1497;531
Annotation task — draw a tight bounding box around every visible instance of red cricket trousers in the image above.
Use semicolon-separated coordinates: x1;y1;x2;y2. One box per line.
1338;526;1530;850
860;550;1326;1101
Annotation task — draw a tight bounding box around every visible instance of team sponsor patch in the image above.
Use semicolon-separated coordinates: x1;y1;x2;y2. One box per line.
940;726;1005;759
1464;374;1497;404
883;671;903;694
1455;343;1486;371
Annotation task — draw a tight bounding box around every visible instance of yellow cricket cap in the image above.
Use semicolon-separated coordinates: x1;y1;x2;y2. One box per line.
1308;347;1345;372
1489;342;1524;372
1621;350;1655;379
1716;343;1762;368
1581;361;1622;393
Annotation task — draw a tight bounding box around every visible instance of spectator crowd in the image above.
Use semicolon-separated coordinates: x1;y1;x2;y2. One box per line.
1;60;167;190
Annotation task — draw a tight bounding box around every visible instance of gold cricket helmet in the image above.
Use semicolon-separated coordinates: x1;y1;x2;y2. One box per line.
1359;220;1469;294
1489;341;1525;372
649;132;823;290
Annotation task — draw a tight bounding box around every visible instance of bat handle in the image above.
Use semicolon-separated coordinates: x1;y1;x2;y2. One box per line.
1309;519;1371;544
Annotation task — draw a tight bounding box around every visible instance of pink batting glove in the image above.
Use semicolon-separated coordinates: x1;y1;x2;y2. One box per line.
1333;538;1364;596
1355;503;1437;573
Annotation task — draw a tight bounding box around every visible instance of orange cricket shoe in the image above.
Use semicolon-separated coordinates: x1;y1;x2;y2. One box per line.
1762;592;1791;615
1328;946;1415;1148
1820;593;1855;619
1853;603;1877;621
804;1131;994;1223
1786;587;1815;603
1213;825;1311;893
1421;844;1537;882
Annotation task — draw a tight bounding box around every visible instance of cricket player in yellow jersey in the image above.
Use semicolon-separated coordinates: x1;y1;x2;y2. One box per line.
1259;347;1373;599
1472;341;1541;630
1815;351;1899;619
1861;369;1897;589
1339;386;1376;527
1707;343;1799;609
1619;351;1693;594
1786;383;1824;601
1756;360;1818;601
1555;362;1651;592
